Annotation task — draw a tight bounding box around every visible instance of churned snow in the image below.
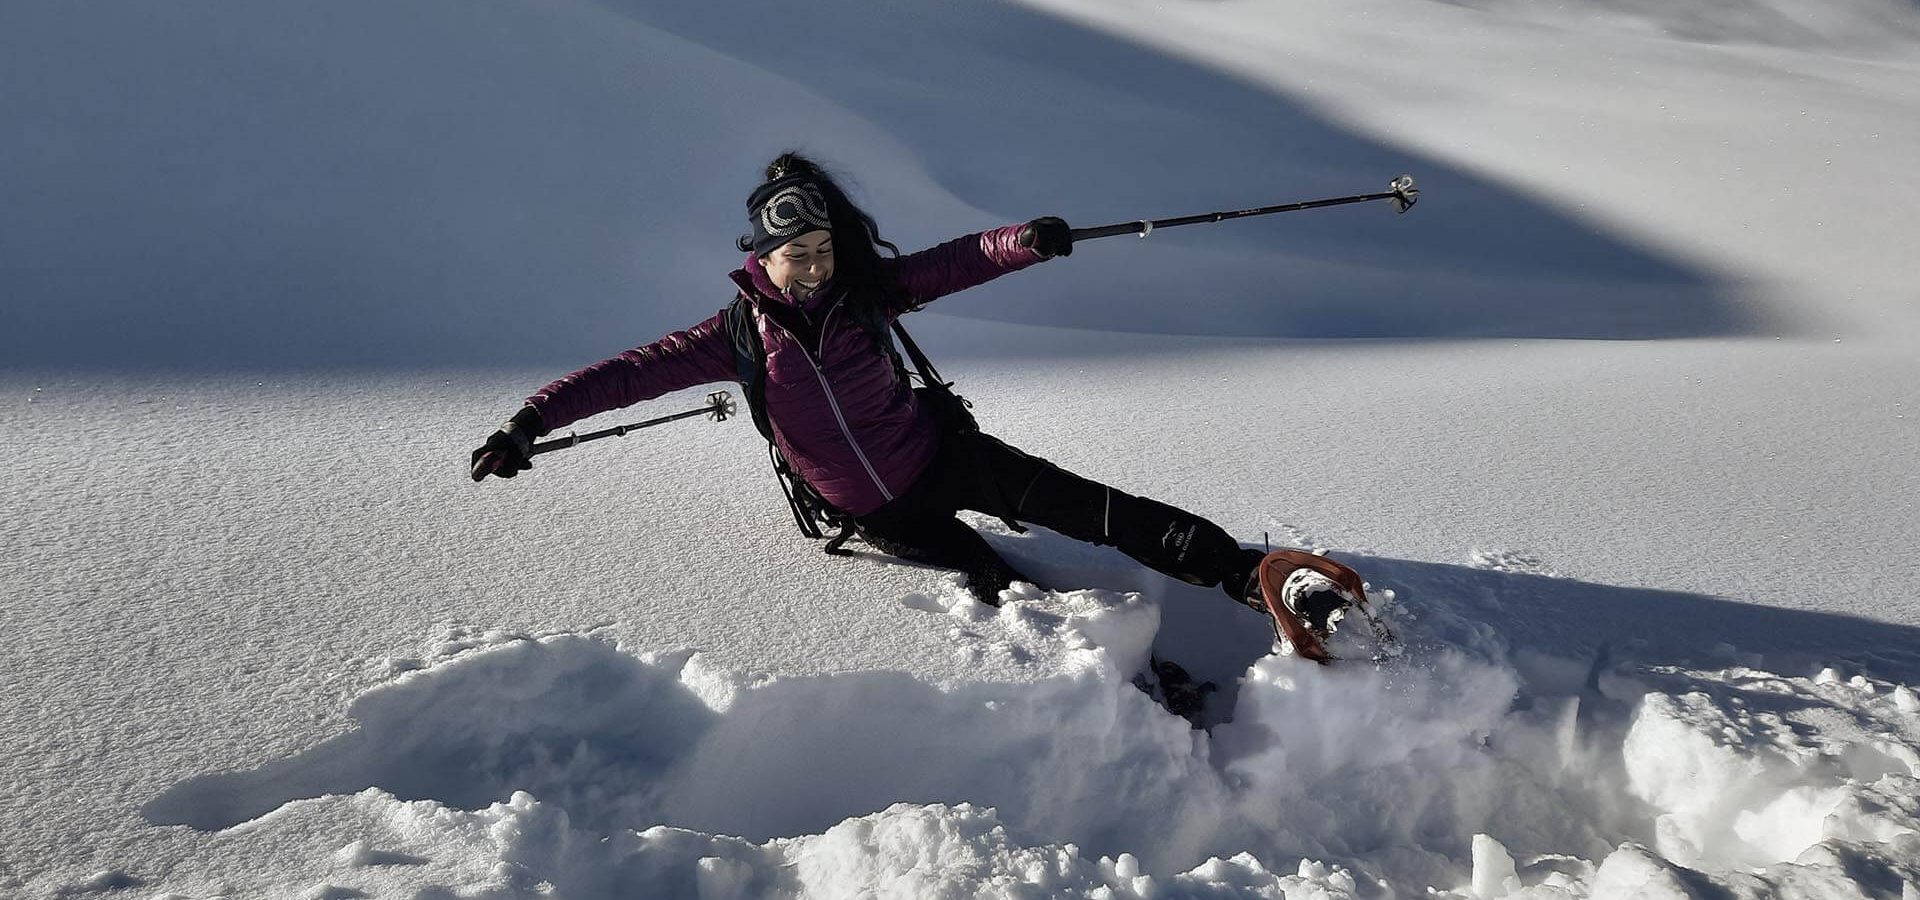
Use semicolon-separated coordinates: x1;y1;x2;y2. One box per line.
5;0;1920;897
21;570;1917;898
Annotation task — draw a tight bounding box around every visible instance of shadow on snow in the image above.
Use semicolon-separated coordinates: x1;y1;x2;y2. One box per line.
616;0;1750;343
3;0;1751;372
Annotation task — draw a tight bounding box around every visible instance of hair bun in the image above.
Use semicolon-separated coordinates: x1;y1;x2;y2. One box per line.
765;151;822;183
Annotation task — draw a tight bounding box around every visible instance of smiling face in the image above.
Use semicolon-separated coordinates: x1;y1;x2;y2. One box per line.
757;229;834;299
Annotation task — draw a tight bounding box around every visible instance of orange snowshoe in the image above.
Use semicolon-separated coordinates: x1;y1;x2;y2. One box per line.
1250;549;1375;663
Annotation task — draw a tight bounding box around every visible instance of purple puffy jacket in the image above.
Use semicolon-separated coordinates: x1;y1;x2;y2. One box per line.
526;224;1047;516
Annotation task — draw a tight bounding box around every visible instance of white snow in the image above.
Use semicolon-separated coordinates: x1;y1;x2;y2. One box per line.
5;0;1920;897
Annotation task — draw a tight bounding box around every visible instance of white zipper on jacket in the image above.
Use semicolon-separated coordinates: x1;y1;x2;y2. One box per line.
764;305;895;504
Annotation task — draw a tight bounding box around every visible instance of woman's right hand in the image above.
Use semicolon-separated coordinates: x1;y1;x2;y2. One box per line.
1018;216;1073;258
470;406;544;481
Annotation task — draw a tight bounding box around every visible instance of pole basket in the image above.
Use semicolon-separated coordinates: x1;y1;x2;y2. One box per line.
1389;175;1419;214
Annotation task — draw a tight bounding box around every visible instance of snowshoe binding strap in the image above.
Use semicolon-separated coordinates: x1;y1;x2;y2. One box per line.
1280;568;1353;636
1253;549;1368;664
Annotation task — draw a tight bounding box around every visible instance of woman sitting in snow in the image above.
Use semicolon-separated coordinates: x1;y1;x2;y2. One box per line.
473;152;1361;661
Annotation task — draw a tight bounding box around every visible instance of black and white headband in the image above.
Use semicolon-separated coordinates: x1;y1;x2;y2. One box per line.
747;176;832;255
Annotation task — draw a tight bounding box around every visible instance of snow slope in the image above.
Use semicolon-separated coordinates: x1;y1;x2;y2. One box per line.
4;0;1920;897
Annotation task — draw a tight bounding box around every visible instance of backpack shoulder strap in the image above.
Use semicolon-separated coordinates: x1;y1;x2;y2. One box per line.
840;295;908;381
842;293;952;391
721;295;777;444
889;319;948;391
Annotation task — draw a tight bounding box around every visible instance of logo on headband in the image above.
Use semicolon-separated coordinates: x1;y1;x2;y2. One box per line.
758;183;831;238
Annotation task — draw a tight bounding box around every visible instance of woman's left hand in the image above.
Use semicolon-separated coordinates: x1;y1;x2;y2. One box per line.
471;405;545;481
1018;217;1073;259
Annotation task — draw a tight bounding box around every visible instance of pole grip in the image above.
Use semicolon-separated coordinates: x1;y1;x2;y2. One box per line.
527;432;580;457
1069;223;1149;241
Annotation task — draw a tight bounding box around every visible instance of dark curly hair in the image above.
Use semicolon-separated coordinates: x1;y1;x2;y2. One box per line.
738;151;902;300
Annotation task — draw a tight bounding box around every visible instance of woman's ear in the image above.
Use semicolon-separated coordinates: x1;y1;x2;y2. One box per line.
757;256;770;270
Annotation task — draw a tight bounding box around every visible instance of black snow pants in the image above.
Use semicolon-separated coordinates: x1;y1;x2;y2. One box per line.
852;430;1263;604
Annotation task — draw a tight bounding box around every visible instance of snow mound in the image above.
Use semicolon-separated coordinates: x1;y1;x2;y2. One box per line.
1621;665;1920;873
136;579;1920;898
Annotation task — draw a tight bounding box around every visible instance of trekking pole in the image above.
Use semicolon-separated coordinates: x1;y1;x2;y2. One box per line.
528;390;737;457
1068;175;1418;242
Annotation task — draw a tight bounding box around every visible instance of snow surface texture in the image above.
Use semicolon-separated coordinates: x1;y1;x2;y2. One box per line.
6;0;1920;896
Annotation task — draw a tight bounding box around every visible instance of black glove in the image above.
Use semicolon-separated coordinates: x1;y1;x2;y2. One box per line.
471;405;545;481
1017;216;1073;259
